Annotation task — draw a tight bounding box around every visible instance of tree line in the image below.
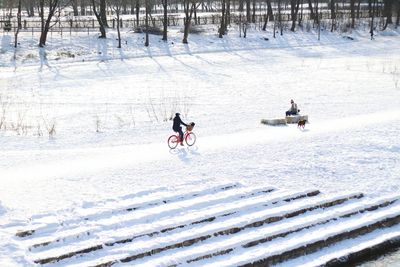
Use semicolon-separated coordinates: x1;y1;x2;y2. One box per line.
1;0;399;48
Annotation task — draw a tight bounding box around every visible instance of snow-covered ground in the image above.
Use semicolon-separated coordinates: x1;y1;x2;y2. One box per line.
1;25;400;265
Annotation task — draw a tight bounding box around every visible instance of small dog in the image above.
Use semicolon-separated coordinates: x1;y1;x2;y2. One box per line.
297;119;307;129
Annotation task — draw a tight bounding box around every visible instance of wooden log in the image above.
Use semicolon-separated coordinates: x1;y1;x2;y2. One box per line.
285;115;309;124
261;118;287;126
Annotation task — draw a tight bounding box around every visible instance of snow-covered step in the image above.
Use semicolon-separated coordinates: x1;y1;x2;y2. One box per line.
196;201;400;267
15;182;244;238
30;188;320;264
274;224;400;267
34;192;360;266
23;185;280;252
131;195;400;267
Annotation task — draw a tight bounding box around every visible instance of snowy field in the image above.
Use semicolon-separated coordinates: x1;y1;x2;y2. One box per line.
1;25;400;265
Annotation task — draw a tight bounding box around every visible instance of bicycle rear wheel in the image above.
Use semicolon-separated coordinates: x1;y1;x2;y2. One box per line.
168;135;179;149
185;132;196;146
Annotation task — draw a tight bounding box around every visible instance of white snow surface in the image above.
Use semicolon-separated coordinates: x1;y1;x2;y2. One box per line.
1;25;400;266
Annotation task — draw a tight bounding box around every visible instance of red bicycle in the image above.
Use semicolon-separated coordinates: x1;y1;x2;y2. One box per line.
168;122;196;149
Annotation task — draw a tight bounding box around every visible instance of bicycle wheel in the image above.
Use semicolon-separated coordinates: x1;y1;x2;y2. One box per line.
168;135;179;149
185;132;196;146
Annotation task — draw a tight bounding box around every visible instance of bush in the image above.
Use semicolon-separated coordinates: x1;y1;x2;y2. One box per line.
132;26;163;35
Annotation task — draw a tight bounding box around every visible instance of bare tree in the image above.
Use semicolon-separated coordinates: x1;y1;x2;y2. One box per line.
14;0;22;48
382;0;394;30
330;0;336;32
162;0;168;41
40;0;44;33
24;0;35;17
182;0;200;43
145;0;150;46
251;0;255;23
72;0;79;15
350;0;355;28
226;0;231;26
267;0;274;20
80;0;87;15
246;0;251;22
290;0;300;31
278;0;282;36
316;0;320;40
110;0;123;48
92;0;107;38
370;0;376;39
17;0;22;29
307;0;315;20
219;0;226;37
368;0;372;17
100;0;108;27
262;0;274;31
135;0;140;27
39;0;62;47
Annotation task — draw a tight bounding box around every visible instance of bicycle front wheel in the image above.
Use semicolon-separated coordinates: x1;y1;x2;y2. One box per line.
185;132;196;146
168;135;179;149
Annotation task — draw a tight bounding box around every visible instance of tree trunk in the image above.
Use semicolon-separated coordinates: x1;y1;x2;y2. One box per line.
145;0;149;46
350;0;355;28
246;0;251;23
307;0;314;20
278;0;282;35
183;1;191;43
290;0;299;31
183;2;198;43
382;0;393;30
266;0;274;21
135;0;140;27
330;0;336;32
17;0;22;29
122;0;127;14
316;0;320;40
39;0;58;47
162;0;168;41
368;0;372;17
130;0;134;14
27;0;35;17
81;0;86;15
15;0;22;48
219;0;226;37
72;0;79;16
299;0;303;25
92;0;106;38
40;0;44;34
226;0;230;27
370;0;376;39
262;13;268;31
252;0;256;23
111;4;122;48
100;0;108;27
396;3;400;26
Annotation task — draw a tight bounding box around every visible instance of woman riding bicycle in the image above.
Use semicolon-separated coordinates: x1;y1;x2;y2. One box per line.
172;113;187;146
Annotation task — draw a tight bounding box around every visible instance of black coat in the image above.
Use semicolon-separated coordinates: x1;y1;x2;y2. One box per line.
173;116;187;131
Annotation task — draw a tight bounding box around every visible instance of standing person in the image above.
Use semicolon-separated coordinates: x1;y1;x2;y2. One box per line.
286;99;299;116
172;113;188;146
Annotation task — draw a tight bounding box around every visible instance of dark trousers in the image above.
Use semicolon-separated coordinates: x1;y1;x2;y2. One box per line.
174;127;184;143
286;111;297;116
